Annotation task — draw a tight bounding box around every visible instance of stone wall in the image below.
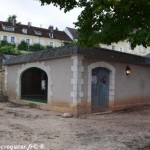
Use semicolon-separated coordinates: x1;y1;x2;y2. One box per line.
0;67;7;101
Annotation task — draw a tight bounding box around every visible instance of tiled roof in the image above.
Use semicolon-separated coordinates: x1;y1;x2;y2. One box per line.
2;54;16;60
0;21;72;41
66;27;78;39
3;45;150;66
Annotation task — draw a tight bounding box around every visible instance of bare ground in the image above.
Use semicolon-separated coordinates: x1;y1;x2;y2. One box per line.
0;102;150;150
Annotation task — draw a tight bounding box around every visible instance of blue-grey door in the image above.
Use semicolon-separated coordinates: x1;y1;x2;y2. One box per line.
91;67;109;112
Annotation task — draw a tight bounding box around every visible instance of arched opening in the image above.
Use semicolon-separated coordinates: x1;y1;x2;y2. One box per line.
88;62;115;113
21;67;48;103
91;67;109;112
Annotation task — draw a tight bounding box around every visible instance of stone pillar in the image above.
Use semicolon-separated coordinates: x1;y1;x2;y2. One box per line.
0;67;8;101
71;56;84;114
0;54;7;101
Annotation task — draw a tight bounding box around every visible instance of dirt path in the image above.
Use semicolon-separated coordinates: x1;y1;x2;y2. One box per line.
0;102;150;150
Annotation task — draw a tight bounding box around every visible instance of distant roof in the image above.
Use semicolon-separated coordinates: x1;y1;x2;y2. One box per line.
66;27;78;40
0;21;72;41
4;45;150;66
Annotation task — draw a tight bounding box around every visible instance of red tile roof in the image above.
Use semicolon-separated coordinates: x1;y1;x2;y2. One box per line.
0;21;72;41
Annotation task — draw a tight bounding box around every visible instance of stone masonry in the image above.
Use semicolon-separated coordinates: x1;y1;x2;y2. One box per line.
0;62;7;101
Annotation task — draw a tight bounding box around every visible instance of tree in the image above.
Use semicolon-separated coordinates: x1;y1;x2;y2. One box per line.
0;46;21;55
63;41;73;46
17;40;28;51
0;40;16;48
45;45;53;49
7;14;21;25
38;0;150;49
7;14;17;23
29;43;45;52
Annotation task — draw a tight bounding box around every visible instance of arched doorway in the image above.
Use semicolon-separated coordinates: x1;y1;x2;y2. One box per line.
21;67;48;103
91;67;109;112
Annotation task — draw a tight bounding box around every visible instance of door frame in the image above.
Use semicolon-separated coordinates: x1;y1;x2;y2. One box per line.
21;67;48;103
88;62;115;112
91;67;110;112
16;62;52;103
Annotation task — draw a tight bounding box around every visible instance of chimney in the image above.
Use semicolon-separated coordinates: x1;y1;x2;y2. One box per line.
12;16;16;26
55;27;58;31
48;25;53;33
28;22;32;28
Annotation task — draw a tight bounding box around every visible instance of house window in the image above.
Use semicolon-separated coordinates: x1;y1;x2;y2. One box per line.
11;37;15;43
5;26;14;31
118;47;124;52
49;33;53;38
34;30;42;36
50;42;53;47
112;45;115;50
3;36;7;41
26;39;30;44
22;28;27;34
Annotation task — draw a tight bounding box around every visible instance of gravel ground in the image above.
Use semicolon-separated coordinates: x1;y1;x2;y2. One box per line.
0;102;150;150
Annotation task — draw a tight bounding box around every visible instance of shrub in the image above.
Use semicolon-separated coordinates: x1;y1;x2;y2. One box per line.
0;46;21;55
0;40;8;47
0;40;16;48
45;45;53;49
17;40;28;51
63;41;73;46
29;43;45;52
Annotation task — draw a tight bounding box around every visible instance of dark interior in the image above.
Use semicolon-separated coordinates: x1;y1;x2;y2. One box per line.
21;67;48;103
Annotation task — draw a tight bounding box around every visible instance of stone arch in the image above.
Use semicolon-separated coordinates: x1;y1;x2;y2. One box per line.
16;61;52;103
21;67;48;103
88;62;115;110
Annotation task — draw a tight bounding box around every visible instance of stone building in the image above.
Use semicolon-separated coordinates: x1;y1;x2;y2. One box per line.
0;21;72;48
64;28;150;56
3;45;150;115
100;41;150;56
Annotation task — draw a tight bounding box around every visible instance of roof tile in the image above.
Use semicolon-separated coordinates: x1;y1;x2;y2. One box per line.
0;21;72;41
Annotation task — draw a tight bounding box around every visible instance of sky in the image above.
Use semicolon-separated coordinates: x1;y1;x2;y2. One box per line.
0;0;82;31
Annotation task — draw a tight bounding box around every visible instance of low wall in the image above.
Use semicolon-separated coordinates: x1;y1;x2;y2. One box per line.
0;68;7;101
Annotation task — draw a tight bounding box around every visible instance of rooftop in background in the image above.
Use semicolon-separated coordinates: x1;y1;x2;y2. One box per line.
65;27;78;41
3;45;150;66
0;21;72;41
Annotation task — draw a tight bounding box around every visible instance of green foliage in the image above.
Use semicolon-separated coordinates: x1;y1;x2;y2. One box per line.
45;45;53;49
0;40;16;48
7;14;17;23
0;46;21;55
63;41;73;46
0;40;20;55
18;41;55;52
0;40;8;47
38;0;150;49
17;40;28;51
29;43;45;52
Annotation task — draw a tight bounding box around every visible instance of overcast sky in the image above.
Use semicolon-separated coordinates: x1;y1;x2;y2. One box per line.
0;0;82;31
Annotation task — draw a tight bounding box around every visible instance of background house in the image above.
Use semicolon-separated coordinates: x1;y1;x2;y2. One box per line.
65;27;78;42
100;41;150;56
65;28;150;56
0;21;72;48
